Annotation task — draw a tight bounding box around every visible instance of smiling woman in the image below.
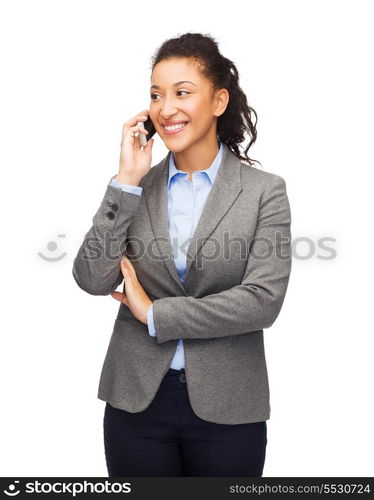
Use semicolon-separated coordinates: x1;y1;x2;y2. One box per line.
148;34;260;167
72;31;292;479
148;57;227;160
147;48;260;171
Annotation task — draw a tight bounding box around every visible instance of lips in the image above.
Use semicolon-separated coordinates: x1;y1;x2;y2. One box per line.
162;120;188;126
162;121;189;135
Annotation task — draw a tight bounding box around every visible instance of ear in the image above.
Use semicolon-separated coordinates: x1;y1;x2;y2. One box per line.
213;88;229;117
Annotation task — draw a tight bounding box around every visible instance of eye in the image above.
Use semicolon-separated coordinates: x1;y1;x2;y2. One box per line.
150;90;190;100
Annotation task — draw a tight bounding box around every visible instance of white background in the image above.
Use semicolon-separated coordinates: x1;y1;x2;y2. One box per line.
1;0;373;477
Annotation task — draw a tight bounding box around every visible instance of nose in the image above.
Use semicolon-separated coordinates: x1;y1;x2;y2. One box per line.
159;98;179;120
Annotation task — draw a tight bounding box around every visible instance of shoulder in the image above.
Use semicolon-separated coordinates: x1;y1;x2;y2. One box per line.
239;163;291;220
239;162;288;198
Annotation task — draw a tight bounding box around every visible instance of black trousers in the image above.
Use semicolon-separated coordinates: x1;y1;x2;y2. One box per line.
103;368;267;477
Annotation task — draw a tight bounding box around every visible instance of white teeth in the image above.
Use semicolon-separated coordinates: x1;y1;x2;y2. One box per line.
164;122;187;131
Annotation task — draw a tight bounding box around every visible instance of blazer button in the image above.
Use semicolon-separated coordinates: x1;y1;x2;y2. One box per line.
106;211;115;220
109;202;119;211
179;372;186;383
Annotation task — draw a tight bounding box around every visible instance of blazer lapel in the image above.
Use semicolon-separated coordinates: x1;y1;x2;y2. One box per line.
142;143;243;293
143;150;186;293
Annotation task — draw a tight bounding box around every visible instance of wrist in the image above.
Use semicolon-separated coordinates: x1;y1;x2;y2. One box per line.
114;173;140;186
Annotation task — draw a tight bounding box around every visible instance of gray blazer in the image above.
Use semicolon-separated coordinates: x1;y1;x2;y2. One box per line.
72;143;292;424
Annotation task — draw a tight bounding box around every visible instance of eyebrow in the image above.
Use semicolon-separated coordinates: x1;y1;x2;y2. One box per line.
150;80;197;90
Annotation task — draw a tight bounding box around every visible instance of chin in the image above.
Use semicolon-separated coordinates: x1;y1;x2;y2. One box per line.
163;140;189;154
163;136;199;155
166;145;187;154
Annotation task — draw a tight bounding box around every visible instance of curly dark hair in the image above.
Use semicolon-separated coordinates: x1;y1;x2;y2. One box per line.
150;32;261;168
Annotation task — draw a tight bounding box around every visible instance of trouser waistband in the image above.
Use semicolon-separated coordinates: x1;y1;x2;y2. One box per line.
167;368;185;374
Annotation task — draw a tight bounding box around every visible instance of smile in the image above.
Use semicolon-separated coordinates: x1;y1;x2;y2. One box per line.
162;122;189;135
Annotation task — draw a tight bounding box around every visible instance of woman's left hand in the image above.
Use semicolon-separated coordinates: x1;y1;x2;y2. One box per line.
111;256;153;325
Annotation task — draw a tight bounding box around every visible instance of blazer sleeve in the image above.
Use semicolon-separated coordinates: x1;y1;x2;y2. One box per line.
152;175;292;343
72;178;143;295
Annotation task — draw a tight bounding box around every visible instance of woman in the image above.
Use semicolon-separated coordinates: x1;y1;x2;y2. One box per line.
72;32;292;477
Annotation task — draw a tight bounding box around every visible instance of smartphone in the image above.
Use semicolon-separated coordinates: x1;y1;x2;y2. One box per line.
138;115;156;146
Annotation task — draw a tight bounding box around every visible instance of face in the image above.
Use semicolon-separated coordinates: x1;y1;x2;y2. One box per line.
149;57;228;153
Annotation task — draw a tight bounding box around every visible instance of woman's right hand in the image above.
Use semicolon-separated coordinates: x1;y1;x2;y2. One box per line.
116;109;154;186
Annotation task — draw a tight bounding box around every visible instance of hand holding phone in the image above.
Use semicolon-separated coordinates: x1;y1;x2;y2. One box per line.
138;115;157;147
116;110;155;186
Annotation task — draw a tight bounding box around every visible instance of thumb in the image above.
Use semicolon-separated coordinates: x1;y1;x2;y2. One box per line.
111;291;128;306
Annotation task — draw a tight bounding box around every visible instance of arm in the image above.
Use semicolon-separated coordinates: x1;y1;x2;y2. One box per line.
72;176;143;295
152;175;292;343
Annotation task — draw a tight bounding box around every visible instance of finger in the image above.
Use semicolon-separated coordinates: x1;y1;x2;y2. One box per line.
120;263;130;280
124;112;148;126
121;257;130;273
121;259;137;284
123;255;134;268
133;124;149;134
111;291;128;306
122;256;138;280
144;137;154;150
122;111;149;133
121;260;134;283
122;125;149;143
122;125;149;148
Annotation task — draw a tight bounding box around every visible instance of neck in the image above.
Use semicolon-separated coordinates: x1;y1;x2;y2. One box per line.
173;135;220;174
